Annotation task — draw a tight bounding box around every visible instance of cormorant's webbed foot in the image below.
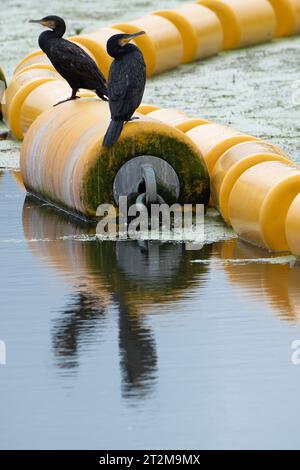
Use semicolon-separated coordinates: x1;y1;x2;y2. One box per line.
128;116;139;121
53;95;80;107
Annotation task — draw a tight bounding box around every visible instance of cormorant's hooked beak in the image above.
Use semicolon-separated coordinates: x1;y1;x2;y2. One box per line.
120;31;146;46
29;19;55;29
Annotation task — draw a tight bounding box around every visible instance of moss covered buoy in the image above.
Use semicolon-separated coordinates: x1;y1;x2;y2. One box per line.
21;99;210;220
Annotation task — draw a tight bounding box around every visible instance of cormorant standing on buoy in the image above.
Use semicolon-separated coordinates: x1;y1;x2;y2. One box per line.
29;16;108;105
103;31;146;148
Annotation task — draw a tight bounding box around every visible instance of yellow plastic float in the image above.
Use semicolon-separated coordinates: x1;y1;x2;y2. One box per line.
211;140;290;223
0;65;6;119
2;65;61;125
19;80;96;137
228;161;300;251
20;99;210;218
112;15;184;76
186;123;257;176
15;50;53;74
197;0;276;49
153;3;223;63
15;63;56;77
285;194;300;255
146;108;210;131
69;27;124;78
136;104;160;115
268;0;300;37
4;78;62;140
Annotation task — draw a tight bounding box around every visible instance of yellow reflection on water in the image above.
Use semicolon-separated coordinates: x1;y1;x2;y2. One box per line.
215;239;300;322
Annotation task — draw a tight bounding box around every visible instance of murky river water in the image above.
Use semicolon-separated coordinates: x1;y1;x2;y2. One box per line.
1;0;300;450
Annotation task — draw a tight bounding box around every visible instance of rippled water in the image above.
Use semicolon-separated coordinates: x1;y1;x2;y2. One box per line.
2;0;300;451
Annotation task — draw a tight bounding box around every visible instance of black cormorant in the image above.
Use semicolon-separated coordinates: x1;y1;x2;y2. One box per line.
103;32;146;148
29;15;108;106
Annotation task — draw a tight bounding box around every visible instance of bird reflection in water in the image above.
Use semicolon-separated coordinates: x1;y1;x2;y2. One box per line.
22;194;211;400
114;289;157;400
52;290;106;370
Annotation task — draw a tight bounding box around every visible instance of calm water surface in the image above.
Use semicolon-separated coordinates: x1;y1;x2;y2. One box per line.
1;171;300;449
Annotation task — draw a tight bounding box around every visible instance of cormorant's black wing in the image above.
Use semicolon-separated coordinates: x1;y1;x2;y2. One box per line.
108;50;146;120
48;39;108;94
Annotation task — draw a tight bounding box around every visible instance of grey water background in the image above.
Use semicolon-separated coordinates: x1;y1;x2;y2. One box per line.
1;0;300;450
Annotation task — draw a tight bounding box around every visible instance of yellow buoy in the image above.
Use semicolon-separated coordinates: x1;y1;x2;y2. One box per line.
228;161;300;251
175;118;210;133
211;140;290;224
20;80;96;137
6;78;61;140
15;63;56;76
15;50;52;74
286;194;300;255
154;3;223;63
268;0;300;37
112;15;184;76
197;0;276;49
186;123;257;175
136;104;160;115
2;66;62;127
21;99;210;219
147;108;209;132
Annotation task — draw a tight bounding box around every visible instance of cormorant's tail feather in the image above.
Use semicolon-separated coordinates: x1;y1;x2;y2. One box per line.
103;120;124;148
